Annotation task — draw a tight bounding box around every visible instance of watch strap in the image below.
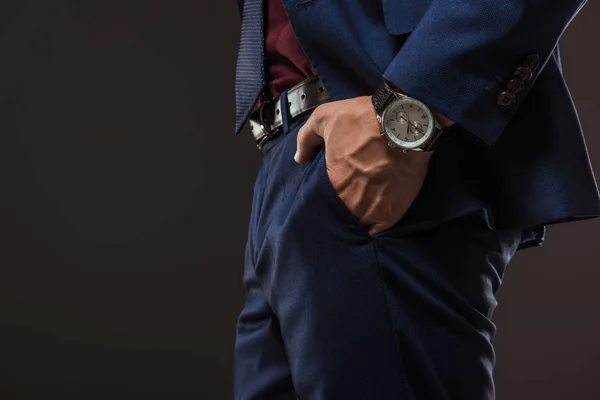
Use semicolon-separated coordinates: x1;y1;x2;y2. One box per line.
371;79;398;115
421;128;444;151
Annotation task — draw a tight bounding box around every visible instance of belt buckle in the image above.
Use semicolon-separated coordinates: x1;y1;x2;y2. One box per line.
256;97;282;151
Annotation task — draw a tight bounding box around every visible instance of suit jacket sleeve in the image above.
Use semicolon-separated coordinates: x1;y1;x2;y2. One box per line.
381;0;588;146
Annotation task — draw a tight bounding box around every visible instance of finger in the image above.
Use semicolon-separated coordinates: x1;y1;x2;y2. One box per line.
294;107;327;163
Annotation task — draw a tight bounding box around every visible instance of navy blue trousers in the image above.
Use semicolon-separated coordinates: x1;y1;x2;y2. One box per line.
233;94;522;400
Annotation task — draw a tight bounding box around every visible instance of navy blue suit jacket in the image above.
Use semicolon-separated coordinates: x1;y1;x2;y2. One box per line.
235;0;600;249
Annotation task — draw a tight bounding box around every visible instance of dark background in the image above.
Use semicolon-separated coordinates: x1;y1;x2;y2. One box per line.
0;1;598;399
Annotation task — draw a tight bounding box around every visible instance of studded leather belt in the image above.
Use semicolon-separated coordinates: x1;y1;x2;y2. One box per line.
248;75;332;150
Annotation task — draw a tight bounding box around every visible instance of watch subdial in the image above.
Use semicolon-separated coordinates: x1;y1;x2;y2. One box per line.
409;121;425;140
386;111;409;139
397;111;409;125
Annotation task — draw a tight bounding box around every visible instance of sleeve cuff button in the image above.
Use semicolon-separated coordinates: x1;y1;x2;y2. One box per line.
507;78;524;94
498;91;516;108
514;66;533;81
525;53;540;71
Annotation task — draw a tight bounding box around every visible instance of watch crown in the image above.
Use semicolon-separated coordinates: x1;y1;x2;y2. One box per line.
387;141;396;148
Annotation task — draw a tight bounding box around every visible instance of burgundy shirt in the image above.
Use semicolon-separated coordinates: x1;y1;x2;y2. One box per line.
256;0;317;108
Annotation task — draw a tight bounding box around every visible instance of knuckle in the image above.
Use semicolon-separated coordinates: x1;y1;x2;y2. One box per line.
312;104;327;122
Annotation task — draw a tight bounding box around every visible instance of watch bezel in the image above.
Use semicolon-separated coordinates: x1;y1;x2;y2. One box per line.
380;96;436;150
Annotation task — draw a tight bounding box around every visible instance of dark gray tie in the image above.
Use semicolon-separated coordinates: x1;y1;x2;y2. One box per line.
234;0;266;135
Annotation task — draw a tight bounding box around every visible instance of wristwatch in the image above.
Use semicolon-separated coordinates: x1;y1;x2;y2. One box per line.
371;79;445;152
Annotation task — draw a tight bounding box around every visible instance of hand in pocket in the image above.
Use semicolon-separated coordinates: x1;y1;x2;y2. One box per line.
294;96;433;236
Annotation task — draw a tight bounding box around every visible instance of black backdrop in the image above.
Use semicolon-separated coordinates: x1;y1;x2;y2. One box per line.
0;1;598;399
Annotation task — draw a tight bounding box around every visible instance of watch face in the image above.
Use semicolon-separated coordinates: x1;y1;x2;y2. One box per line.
381;96;435;149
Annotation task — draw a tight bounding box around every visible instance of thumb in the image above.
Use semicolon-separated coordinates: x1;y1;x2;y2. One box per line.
295;111;325;163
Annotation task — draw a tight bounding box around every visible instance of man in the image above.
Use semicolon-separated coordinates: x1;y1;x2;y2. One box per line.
232;0;600;399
